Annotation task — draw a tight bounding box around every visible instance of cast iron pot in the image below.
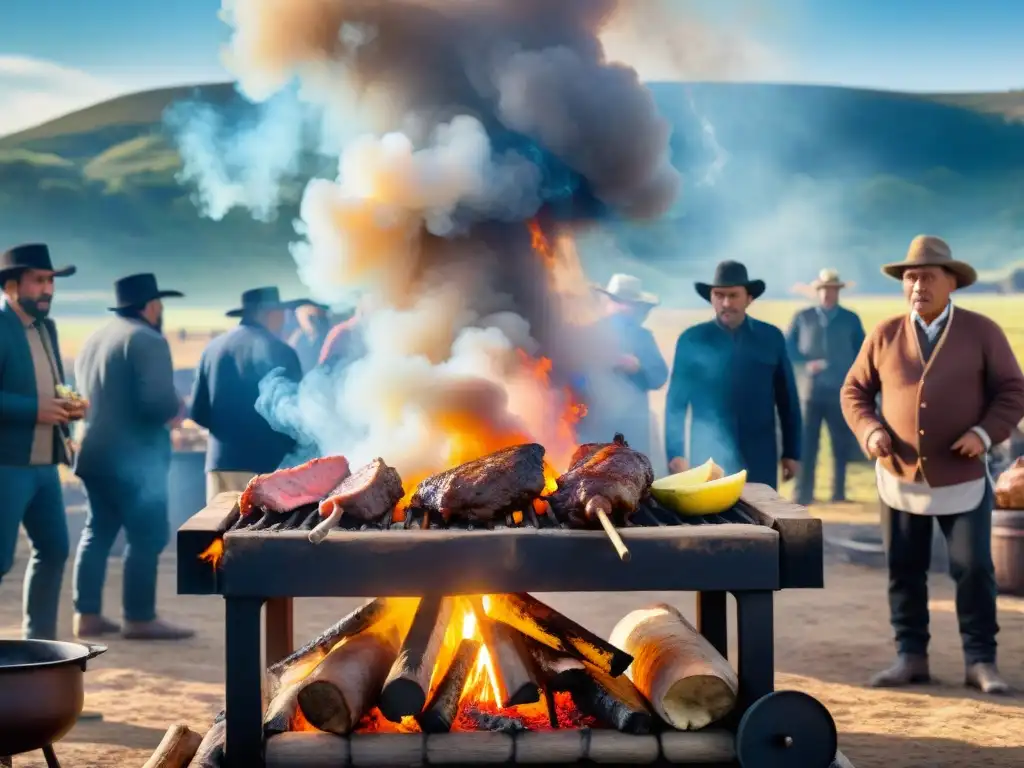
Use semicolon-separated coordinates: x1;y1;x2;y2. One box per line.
0;640;106;756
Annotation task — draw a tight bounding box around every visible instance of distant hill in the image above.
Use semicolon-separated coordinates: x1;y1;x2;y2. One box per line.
2;81;1024;307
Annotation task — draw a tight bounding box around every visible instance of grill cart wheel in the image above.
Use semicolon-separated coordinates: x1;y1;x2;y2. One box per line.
735;690;838;768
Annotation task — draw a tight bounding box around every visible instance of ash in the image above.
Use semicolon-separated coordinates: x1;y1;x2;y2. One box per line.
464;707;528;733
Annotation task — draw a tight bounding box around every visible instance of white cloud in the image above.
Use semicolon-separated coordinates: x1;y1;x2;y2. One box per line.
0;56;128;137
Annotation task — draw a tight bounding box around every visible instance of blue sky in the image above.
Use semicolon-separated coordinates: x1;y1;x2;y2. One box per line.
2;0;1022;135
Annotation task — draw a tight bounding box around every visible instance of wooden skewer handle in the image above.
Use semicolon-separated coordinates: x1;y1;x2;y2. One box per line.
309;503;344;544
585;497;630;562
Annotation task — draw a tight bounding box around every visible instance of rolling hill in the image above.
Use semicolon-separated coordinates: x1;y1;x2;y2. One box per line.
2;81;1024;307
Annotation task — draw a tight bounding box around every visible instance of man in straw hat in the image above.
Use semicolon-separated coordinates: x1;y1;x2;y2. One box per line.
842;235;1024;693
72;273;193;640
190;287;306;501
576;274;668;457
665;261;801;488
786;268;865;506
0;243;85;640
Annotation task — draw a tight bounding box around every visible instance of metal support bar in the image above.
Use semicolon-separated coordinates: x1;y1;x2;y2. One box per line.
264;597;294;666
696;590;729;658
224;597;265;768
733;590;775;714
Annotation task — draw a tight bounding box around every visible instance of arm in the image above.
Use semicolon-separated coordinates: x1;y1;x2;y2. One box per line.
189;352;211;428
631;328;669;391
664;333;692;462
0;336;39;424
785;313;808;364
840;326;884;451
774;332;802;460
318;324;345;367
976;323;1024;445
128;332;180;425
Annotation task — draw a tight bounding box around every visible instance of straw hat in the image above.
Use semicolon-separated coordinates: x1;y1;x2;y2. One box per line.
881;235;976;289
810;268;846;290
594;274;659;306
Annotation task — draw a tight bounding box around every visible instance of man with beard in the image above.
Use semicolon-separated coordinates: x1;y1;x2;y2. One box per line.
665;261;802;487
0;243;85;639
73;273;194;640
190;287;305;500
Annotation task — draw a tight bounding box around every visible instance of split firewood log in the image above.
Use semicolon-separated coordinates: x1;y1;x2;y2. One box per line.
467;596;539;708
191;719;226;768
379;596;454;722
609;604;737;730
416;637;481;733
142;723;204;768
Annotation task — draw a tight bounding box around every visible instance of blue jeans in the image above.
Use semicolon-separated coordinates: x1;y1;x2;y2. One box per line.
0;465;70;640
73;474;169;623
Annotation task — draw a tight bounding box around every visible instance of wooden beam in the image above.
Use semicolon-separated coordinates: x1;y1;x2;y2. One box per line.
176;493;238;595
739;483;823;589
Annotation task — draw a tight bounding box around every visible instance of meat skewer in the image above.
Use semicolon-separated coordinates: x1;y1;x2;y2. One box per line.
309;458;404;544
239;455;351;516
586;496;631;562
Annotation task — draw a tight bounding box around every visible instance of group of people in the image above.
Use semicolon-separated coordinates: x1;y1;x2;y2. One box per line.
1;232;1022;695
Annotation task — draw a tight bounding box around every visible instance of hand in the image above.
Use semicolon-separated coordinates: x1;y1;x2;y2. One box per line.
781;458;799;482
169;398;186;429
866;428;893;458
616;354;641;374
668;457;690;474
65;399;88;422
806;360;827;374
952;430;986;459
38;397;71;425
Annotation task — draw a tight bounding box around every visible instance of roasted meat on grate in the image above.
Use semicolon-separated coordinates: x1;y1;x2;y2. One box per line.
319;458;405;523
239;455;351;516
549;433;654;527
409;444;547;524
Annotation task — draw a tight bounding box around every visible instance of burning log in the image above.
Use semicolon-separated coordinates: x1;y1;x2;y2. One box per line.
267;598;390;692
297;630;400;735
190;719;226;768
263;681;302;736
141;723;203;768
485;593;632;676
609;604;738;730
467;596;540;708
529;642;652;735
379;596;454;721
415;637;481;733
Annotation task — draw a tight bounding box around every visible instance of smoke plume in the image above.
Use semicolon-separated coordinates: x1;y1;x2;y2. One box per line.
178;0;682;478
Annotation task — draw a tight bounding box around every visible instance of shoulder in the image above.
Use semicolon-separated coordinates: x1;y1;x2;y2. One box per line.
127;323;171;355
869;314;905;340
952;306;1005;336
791;307;815;323
749;317;786;345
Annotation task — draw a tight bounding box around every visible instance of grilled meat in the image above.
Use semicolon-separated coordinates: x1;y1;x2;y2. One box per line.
410;444;547;524
549;434;653;527
239;456;351;516
319;458;404;522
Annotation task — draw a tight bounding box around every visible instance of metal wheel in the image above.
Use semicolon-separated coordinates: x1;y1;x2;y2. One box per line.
736;690;838;768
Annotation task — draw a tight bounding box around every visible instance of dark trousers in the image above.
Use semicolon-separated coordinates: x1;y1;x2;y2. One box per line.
795;395;850;504
73;474;169;623
881;483;999;665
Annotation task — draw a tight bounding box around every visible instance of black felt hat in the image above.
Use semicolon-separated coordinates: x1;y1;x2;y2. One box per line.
226;287;308;318
695;260;766;302
108;273;184;311
0;243;76;283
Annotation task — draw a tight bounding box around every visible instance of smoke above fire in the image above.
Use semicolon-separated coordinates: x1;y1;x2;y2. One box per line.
174;0;682;479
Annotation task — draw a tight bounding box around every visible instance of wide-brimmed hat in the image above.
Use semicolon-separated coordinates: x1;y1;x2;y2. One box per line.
881;235;976;289
593;274;659;306
108;273;184;311
0;243;76;283
226;287;309;318
811;268;846;290
695;260;766;302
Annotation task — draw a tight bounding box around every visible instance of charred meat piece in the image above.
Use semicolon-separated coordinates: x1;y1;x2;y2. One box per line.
550;434;653;527
410;444;547;524
318;458;405;522
567;443;604;470
239;456;351;516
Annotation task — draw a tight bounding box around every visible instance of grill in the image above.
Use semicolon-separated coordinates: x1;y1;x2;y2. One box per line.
177;483;852;768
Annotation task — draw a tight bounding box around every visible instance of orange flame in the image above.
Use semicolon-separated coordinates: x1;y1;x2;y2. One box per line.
199;538;224;569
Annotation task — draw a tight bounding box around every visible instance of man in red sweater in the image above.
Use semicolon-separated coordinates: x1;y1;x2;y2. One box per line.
842;235;1024;694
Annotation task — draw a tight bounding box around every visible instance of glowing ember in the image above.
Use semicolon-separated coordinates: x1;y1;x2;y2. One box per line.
198;538;224;569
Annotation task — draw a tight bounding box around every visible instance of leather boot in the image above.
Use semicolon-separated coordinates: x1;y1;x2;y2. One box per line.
868;654;931;688
73;613;121;639
122;618;196;641
965;663;1011;695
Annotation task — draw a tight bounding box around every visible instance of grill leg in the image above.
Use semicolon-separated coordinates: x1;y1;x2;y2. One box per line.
265;597;293;666
734;590;775;714
225;597;265;768
696;591;729;658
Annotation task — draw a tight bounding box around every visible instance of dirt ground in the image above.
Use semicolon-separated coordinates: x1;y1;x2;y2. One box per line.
1;535;1023;768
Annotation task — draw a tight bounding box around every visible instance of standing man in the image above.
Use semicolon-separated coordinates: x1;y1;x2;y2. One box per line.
577;274;669;456
842;235;1024;694
786;269;866;505
0;243;85;639
191;287;305;500
73;273;193;640
665;261;801;487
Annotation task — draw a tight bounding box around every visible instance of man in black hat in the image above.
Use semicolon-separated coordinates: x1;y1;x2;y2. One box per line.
72;273;194;640
190;287;305;500
664;260;802;487
0;243;85;639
